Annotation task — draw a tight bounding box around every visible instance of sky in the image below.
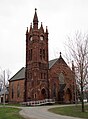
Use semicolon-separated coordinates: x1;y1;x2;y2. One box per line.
0;0;88;77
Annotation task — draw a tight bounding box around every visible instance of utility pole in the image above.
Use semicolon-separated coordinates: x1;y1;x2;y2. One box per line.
3;70;5;106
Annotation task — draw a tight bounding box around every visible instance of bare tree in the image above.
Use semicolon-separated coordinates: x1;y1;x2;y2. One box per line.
0;68;4;89
0;68;11;105
66;32;88;112
6;69;11;84
0;68;11;85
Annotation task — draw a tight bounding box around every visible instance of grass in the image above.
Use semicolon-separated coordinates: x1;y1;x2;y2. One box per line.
0;107;24;119
49;105;88;119
0;103;22;107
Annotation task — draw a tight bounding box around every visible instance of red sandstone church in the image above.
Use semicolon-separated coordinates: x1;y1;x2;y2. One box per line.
9;9;75;103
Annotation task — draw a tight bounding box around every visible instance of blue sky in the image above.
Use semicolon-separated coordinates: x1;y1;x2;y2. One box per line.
0;0;88;77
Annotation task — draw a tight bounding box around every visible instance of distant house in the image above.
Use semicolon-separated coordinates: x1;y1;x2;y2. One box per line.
0;84;9;103
9;9;76;104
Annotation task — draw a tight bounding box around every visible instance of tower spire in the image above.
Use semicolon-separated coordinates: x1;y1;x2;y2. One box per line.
40;22;44;33
60;52;62;58
46;26;48;34
33;8;38;29
26;27;28;34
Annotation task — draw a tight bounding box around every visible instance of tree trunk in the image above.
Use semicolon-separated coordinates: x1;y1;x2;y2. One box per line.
81;79;84;112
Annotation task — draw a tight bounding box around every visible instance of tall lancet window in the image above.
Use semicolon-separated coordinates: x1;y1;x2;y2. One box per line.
59;72;65;84
43;49;45;59
17;82;20;98
29;49;32;60
12;82;14;99
53;83;56;97
40;49;42;60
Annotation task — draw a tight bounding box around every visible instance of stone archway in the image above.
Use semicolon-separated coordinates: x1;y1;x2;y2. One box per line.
65;88;72;103
58;84;66;103
58;90;64;103
41;88;46;99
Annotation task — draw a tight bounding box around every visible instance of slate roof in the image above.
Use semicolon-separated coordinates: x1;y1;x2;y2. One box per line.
9;67;25;81
49;58;58;69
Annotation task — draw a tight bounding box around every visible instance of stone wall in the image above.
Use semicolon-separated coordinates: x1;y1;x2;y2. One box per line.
9;79;25;103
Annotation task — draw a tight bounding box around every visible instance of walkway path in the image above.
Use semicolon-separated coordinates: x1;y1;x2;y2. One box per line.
19;105;81;119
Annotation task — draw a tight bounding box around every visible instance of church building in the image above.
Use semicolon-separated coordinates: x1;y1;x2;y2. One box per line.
9;9;75;104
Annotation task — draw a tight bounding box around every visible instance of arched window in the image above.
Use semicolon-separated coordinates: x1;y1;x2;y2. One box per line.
40;49;45;60
40;49;42;60
53;83;56;97
59;72;65;84
41;72;43;79
29;49;32;60
43;49;45;59
12;82;14;99
17;82;20;98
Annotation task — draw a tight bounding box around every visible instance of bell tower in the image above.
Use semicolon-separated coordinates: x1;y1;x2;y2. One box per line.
25;9;49;101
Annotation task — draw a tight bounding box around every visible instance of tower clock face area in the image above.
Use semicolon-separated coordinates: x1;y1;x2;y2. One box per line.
40;36;43;41
30;36;33;41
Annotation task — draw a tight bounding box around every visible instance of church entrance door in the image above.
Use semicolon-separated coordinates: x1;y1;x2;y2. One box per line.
41;88;46;99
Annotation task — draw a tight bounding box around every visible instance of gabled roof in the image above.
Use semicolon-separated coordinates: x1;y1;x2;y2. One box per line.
58;55;67;65
9;67;25;81
49;58;58;69
49;54;67;69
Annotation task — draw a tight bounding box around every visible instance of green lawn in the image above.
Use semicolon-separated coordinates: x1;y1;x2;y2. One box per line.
49;105;88;119
0;107;24;119
0;103;22;107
